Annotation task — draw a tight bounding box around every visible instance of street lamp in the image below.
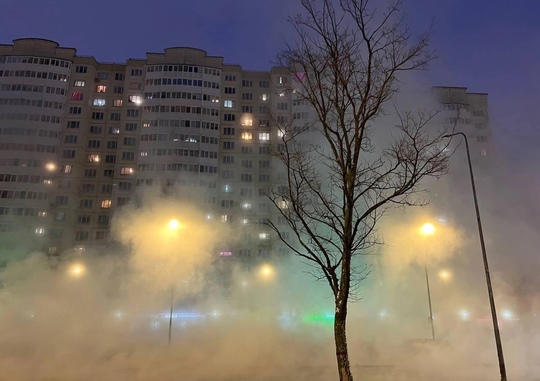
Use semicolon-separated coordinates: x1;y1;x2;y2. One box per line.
67;262;86;278
419;222;436;340
166;218;180;346
443;132;507;381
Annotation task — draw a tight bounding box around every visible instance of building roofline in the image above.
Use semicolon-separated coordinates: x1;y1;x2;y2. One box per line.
13;37;60;46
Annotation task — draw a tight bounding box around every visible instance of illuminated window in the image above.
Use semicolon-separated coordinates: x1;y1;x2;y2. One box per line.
96;85;107;93
74;80;85;87
222;184;233;193
278;200;289;209
242;218;250;225
277;129;284;137
223;100;235;108
241;132;252;140
35;227;45;235
129;95;142;104
62;164;72;173
480;148;487;156
87;154;100;163
219;251;233;257
242;118;253;127
241;202;252;210
113;99;123;107
260;93;268;101
101;200;112;209
93;98;106;106
121;167;134;175
221;214;231;222
259;132;270;141
259;233;270;240
71;92;83;101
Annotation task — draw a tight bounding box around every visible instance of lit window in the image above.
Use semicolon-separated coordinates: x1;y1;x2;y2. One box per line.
96;85;107;93
223;100;235;108
480;148;487;156
74;80;85;87
221;215;231;223
219;251;233;257
35;227;45;235
129;95;142;105
241;202;252;210
259;132;270;141
101;200;112;209
113;99;123;107
222;184;233;193
260;94;268;101
277;129;285;138
71;92;84;101
278;200;289;209
242;118;253;127
242;218;250;225
93;98;106;106
43;179;52;185
241;132;252;140
259;233;270;240
121;167;134;175
87;154;100;163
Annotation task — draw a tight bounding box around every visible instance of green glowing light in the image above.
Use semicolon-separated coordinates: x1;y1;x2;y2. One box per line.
302;313;335;325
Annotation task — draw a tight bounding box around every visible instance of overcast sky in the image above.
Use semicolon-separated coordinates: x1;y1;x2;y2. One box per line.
1;0;539;140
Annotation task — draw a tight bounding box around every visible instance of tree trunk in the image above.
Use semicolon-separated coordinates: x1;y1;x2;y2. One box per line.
334;307;353;381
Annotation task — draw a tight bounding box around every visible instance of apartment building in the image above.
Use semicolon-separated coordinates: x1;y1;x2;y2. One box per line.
0;38;294;264
0;39;492;265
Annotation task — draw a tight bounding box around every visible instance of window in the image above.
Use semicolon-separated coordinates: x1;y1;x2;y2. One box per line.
64;135;78;144
97;215;110;225
123;137;136;146
75;66;87;73
54;212;66;221
79;199;93;209
131;69;143;76
101;200;112;209
105;154;116;163
223;113;235;121
222;155;235;164
93;98;106;106
92;112;104;120
81;183;95;192
69;107;82;114
113;86;124;94
241;160;252;168
110;112;121;121
242;118;253;127
224;127;235;135
241;146;252;154
113;99;123;107
259;119;269;127
125;123;137;131
96;85;107;93
88;140;100;148
87;154;100;163
118;181;132;191
109;127;120;135
223;100;235;108
55;195;68;205
241;202;252;210
98;72;109;80
129;82;141;90
107;141;118;149
259;106;269;113
84;169;97;177
480;148;487;156
71;92;84;101
224;87;236;94
96;231;108;240
259;81;269;88
259;132;270;141
221;169;233;179
121;167;134;175
67;121;80;129
62;164;73;173
221;200;234;208
277;102;288;110
75;231;89;241
77;215;92;224
241;106;253;113
122;152;135;161
477;136;488;143
101;184;113;193
260;94;268;101
241;132;252;140
126;109;139;117
74;80;85;87
63;150;76;158
241;80;253;87
103;169;114;177
224;75;236;81
117;197;130;206
241;174;252;182
222;184;233;193
259;160;270;168
115;73;125;81
242;93;253;100
222;141;235;150
128;95;142;104
89;125;102;134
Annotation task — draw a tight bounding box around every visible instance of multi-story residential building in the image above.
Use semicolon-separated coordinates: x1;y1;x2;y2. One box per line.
0;38;294;266
0;39;492;267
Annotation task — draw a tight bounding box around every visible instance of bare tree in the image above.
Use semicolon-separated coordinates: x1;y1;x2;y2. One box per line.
268;1;451;380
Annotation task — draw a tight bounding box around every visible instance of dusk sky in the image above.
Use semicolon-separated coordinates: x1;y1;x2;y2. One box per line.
1;0;539;140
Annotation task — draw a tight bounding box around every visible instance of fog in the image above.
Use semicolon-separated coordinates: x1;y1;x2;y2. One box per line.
1;139;539;380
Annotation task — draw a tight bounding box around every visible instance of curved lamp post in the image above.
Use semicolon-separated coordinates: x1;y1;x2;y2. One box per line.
420;222;436;340
443;132;507;381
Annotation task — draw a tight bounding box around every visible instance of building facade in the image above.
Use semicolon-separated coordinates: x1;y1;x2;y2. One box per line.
0;39;492;265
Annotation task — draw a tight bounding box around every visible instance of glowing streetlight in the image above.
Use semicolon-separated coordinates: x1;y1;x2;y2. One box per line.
44;162;56;172
438;269;452;282
67;262;86;278
168;219;180;230
258;264;275;281
420;222;436;236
